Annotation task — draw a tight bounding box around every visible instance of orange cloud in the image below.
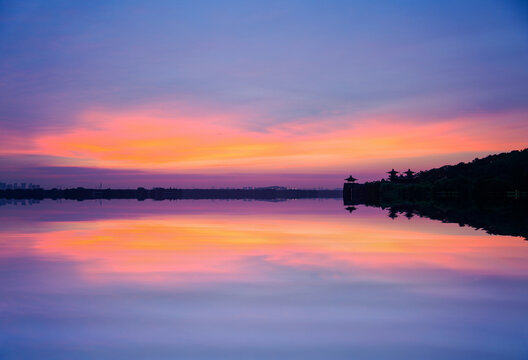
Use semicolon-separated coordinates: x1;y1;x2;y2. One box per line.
9;107;528;173
18;212;528;284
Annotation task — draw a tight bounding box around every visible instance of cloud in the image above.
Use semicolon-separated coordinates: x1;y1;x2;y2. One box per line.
4;107;521;173
1;0;527;134
0;0;527;186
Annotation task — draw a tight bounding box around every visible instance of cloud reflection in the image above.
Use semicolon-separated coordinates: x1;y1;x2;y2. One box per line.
1;200;527;359
4;203;523;284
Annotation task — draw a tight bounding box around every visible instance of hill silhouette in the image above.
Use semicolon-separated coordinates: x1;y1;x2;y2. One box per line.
344;148;528;203
344;148;528;240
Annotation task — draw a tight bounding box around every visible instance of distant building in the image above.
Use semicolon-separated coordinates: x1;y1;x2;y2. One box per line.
404;169;415;179
0;182;41;190
387;169;399;182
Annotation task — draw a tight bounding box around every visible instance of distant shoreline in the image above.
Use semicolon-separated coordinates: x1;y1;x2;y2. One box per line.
0;187;342;201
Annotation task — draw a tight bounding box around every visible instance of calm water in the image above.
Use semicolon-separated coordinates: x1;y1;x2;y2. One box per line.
1;199;527;359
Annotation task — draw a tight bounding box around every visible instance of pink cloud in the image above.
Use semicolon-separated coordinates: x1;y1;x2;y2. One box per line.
2;105;526;180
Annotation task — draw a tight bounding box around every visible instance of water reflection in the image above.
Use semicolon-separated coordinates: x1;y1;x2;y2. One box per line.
1;199;527;359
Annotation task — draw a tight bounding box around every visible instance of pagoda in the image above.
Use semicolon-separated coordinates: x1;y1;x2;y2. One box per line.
387;169;398;182
345;175;357;183
404;169;415;179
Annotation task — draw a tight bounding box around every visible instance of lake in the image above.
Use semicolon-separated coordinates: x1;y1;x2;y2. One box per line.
0;199;527;359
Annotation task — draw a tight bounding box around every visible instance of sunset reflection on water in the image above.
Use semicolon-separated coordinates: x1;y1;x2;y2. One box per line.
1;199;527;359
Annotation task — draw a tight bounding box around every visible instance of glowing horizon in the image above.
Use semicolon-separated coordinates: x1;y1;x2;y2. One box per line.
4;203;527;284
1;1;527;187
5;108;525;172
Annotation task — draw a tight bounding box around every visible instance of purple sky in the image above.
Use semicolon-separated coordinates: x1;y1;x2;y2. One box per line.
1;1;527;188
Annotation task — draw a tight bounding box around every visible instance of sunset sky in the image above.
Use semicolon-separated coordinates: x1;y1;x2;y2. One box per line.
1;0;527;188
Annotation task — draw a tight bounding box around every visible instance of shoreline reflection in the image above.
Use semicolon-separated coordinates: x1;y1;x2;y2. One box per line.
0;200;526;359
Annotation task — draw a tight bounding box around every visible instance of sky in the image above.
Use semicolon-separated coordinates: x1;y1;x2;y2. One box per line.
1;0;527;188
